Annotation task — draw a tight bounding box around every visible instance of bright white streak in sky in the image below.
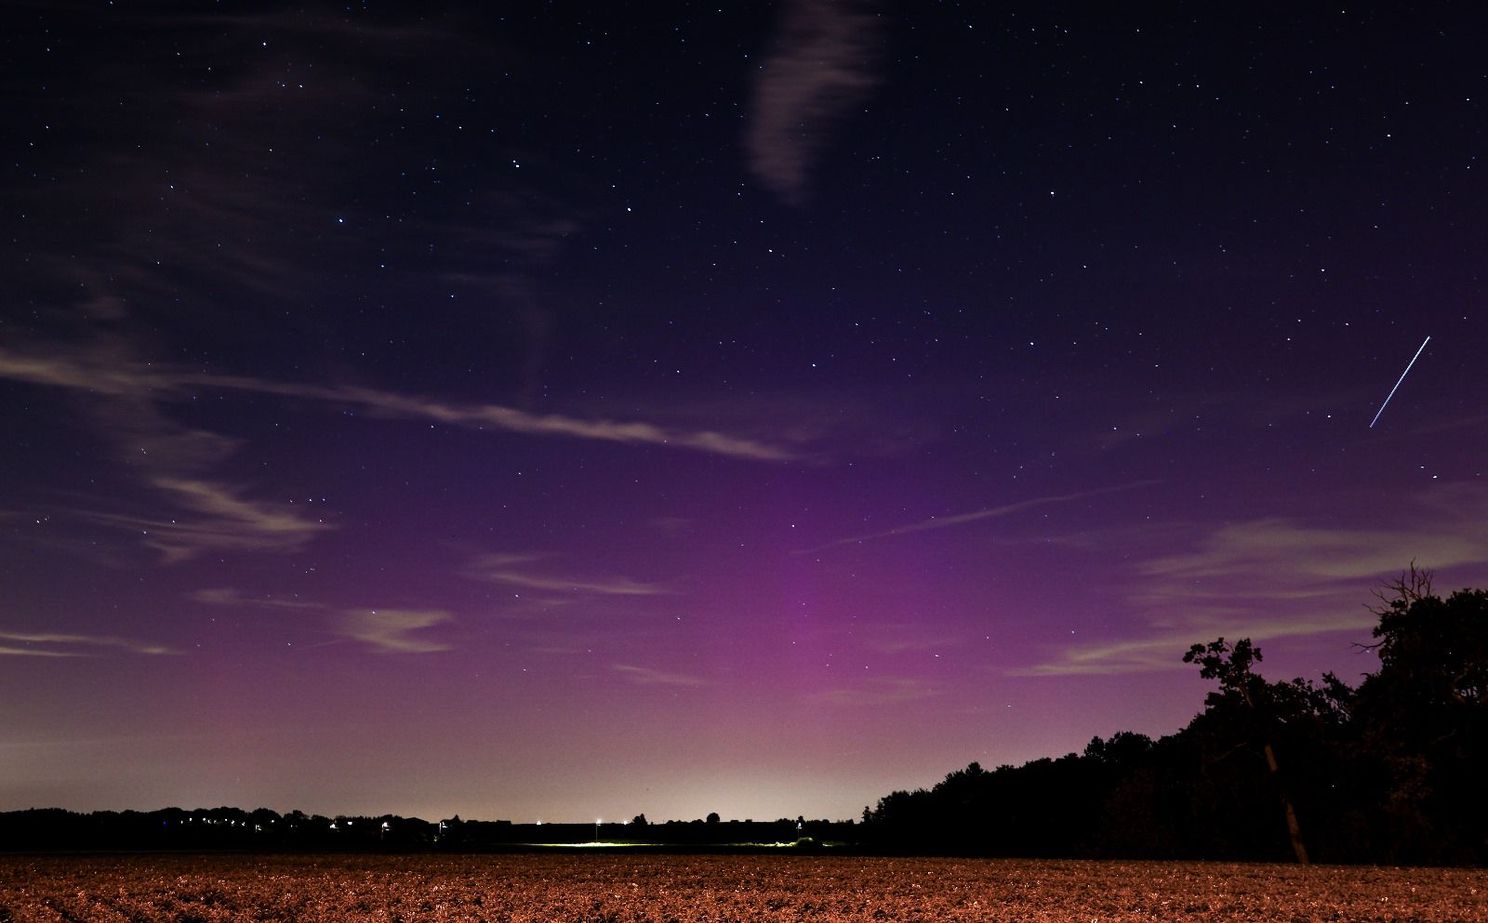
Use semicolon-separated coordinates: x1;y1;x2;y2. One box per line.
1369;335;1431;429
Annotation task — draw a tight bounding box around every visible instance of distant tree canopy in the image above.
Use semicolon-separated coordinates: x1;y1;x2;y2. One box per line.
862;569;1488;864
0;807;442;853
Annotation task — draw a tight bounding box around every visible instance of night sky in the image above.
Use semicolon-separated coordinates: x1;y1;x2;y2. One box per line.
3;2;1486;824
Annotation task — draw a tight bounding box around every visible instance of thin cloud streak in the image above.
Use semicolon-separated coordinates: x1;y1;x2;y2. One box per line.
797;480;1161;553
612;664;708;687
1139;516;1488;582
0;630;177;657
0;346;799;461
187;587;323;611
466;553;676;597
1009;612;1380;677
0;645;79;658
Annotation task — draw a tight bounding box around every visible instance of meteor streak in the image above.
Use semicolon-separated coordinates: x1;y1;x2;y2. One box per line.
1369;335;1431;428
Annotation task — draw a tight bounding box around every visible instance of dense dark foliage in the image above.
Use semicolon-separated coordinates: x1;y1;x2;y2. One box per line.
861;573;1488;864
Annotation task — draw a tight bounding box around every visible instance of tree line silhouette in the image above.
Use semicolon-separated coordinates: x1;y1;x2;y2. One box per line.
3;568;1483;863
0;808;854;852
860;567;1488;864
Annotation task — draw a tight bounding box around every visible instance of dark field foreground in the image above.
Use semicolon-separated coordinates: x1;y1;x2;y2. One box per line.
2;853;1485;922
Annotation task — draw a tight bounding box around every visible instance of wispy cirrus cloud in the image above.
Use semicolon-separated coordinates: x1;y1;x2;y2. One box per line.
0;630;177;657
337;609;452;654
612;663;708;687
310;382;794;461
191;588;454;654
1009;612;1379;677
1138;514;1488;584
0;342;335;563
0;346;799;462
82;477;332;563
747;0;882;203
2;340;794;570
1017;484;1488;676
187;587;322;611
466;553;676;597
797;480;1161;553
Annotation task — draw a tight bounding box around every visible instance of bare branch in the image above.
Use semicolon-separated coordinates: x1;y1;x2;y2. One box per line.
1370;560;1435;615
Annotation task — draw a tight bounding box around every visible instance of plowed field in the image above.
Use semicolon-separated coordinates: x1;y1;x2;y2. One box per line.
2;853;1483;922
